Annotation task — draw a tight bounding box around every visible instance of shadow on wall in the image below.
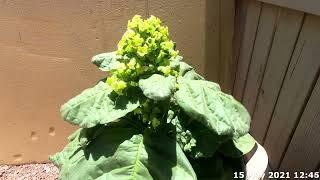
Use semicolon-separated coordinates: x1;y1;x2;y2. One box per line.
205;0;236;94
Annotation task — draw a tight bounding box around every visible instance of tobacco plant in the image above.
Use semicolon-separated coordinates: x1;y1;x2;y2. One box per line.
50;15;256;180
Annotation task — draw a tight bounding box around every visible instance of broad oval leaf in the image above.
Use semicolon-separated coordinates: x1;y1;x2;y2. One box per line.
170;55;183;69
67;125;107;147
219;133;256;158
50;121;197;180
175;79;250;138
61;82;139;128
91;51;119;71
179;62;204;80
139;74;176;101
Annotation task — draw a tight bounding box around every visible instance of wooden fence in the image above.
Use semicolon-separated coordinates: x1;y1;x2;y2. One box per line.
231;0;320;172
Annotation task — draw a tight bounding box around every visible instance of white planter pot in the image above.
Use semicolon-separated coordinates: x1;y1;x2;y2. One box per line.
245;143;268;180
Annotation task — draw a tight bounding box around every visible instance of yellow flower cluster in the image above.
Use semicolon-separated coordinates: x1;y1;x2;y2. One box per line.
107;15;179;94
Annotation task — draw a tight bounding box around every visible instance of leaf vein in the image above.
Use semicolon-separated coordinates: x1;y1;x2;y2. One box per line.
132;138;143;180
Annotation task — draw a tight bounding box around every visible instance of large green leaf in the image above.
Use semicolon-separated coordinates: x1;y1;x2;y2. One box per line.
139;74;176;101
219;133;256;158
143;134;197;180
50;121;197;180
175;79;250;138
61;82;139;128
172;111;228;159
67;125;107;147
91;51;119;71
179;62;204;80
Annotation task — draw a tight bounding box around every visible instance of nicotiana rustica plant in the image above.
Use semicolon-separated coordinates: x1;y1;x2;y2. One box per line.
50;15;256;180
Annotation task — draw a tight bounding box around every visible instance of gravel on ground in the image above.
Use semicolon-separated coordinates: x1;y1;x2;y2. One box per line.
0;163;58;180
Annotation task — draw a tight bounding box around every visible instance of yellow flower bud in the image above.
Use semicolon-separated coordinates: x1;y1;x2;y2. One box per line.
127;58;136;69
135;62;141;69
151;117;160;128
116;62;127;73
137;45;148;57
158;66;171;76
117;80;127;90
130;81;138;86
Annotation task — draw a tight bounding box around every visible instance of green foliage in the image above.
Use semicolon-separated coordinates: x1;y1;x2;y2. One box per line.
91;51;119;71
60;82;139;128
50;120;196;180
178;61;204;80
51;15;256;180
174;111;230;159
175;79;250;138
219;133;256;158
139;74;176;101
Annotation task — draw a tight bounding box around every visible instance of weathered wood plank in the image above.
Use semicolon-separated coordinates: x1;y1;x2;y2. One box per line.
219;0;235;94
264;14;320;170
233;0;261;101
232;0;249;93
257;0;320;16
242;3;279;115
279;76;320;172
205;0;220;83
250;9;304;143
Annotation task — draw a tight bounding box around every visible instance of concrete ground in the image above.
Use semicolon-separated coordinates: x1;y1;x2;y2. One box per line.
0;163;58;180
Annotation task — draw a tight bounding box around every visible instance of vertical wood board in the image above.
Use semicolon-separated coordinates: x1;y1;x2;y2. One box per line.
233;0;261;101
279;76;320;172
250;9;304;143
242;3;279;115
264;14;320;169
232;0;249;93
257;0;320;16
